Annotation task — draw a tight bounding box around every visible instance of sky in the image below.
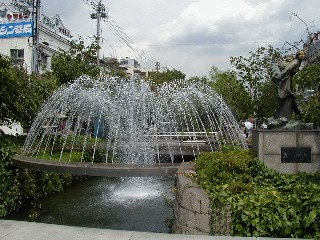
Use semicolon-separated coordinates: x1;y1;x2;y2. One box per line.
5;0;320;78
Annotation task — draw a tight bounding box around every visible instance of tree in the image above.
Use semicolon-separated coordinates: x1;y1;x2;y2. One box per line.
293;64;320;92
103;58;126;78
147;68;186;87
230;45;281;121
208;66;252;121
51;38;100;85
293;64;320;127
188;76;208;84
0;54;57;129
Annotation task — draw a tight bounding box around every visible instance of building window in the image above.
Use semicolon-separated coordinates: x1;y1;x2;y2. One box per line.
40;52;49;70
10;49;24;66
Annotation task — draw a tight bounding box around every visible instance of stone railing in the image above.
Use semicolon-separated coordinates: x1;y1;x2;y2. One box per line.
173;162;231;235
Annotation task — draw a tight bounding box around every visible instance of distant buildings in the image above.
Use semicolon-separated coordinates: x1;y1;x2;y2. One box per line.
0;1;72;73
0;2;159;135
119;56;151;77
0;2;157;77
0;1;73;135
305;32;320;65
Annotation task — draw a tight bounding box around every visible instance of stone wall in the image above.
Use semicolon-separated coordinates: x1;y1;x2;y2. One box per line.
172;162;231;235
252;129;320;174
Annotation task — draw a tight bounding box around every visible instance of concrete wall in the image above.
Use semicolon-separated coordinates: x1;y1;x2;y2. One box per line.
252;129;320;174
173;162;231;235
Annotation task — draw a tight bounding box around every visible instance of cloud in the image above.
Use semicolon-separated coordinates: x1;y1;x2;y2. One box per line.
147;0;320;76
3;0;320;77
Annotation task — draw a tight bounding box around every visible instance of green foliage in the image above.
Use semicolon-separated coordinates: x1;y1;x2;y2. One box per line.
188;76;209;84
0;54;58;129
255;80;277;120
298;93;320;127
0;137;23;216
195;149;320;238
0;136;86;218
293;64;320;91
35;135;115;163
230;46;281;120
148;68;186;87
293;64;320;127
51;38;100;84
208;67;252;121
103;58;127;78
229;45;320;125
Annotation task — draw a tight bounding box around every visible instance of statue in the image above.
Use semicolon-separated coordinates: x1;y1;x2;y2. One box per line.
271;50;305;120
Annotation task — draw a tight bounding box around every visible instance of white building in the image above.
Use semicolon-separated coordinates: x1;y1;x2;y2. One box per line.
119;57;151;77
0;2;72;135
0;1;72;73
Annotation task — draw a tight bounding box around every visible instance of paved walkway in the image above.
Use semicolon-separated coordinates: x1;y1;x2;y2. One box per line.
0;220;301;240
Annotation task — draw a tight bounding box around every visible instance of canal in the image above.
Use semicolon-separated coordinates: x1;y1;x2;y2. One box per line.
5;176;175;233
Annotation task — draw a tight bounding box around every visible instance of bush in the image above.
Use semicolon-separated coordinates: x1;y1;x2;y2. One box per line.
0;136;86;218
0;140;23;216
195;149;320;239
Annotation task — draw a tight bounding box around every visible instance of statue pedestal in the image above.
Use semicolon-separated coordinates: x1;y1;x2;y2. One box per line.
252;129;320;174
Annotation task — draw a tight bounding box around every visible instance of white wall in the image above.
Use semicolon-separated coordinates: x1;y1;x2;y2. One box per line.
0;122;24;136
0;37;33;71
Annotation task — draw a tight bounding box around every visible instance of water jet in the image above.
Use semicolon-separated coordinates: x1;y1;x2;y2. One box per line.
14;75;246;176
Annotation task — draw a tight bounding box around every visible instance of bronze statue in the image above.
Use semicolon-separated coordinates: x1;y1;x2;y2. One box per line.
271;50;305;120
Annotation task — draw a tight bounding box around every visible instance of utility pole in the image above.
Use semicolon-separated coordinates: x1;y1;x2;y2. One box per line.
32;0;40;74
90;1;107;68
155;62;160;72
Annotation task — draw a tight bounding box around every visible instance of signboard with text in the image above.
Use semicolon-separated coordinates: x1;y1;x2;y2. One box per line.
0;22;33;38
281;147;311;163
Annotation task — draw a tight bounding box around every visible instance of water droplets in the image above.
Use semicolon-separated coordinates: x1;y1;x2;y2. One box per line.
23;75;246;164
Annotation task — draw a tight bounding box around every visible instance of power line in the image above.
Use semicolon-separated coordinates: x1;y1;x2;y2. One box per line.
82;0;157;69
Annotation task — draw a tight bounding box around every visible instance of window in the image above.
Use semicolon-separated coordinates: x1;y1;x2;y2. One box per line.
41;52;49;70
10;49;24;66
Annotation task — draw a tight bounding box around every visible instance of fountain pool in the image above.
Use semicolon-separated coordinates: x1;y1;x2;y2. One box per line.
4;176;175;232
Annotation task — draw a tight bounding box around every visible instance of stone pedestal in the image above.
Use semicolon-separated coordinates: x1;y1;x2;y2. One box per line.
252;129;320;174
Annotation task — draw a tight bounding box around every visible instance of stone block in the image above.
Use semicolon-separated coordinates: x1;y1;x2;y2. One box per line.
181;187;209;213
262;131;297;154
252;129;320;174
195;212;211;233
179;207;195;228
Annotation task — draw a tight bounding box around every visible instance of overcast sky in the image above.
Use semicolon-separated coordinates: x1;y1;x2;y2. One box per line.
5;0;320;77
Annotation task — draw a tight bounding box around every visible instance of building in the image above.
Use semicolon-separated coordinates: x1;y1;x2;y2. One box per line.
305;32;320;65
0;1;72;73
119;57;151;77
0;1;72;135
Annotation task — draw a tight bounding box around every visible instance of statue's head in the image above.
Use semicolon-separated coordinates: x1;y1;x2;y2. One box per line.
296;50;305;60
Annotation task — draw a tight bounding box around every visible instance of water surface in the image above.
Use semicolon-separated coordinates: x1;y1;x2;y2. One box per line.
6;176;175;233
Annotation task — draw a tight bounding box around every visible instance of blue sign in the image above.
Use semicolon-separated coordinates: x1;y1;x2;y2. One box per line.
0;22;33;38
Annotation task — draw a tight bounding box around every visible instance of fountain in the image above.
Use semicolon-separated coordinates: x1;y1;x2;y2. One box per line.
14;75;246;176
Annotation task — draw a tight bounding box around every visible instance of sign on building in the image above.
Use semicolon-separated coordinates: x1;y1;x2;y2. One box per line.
0;21;33;38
